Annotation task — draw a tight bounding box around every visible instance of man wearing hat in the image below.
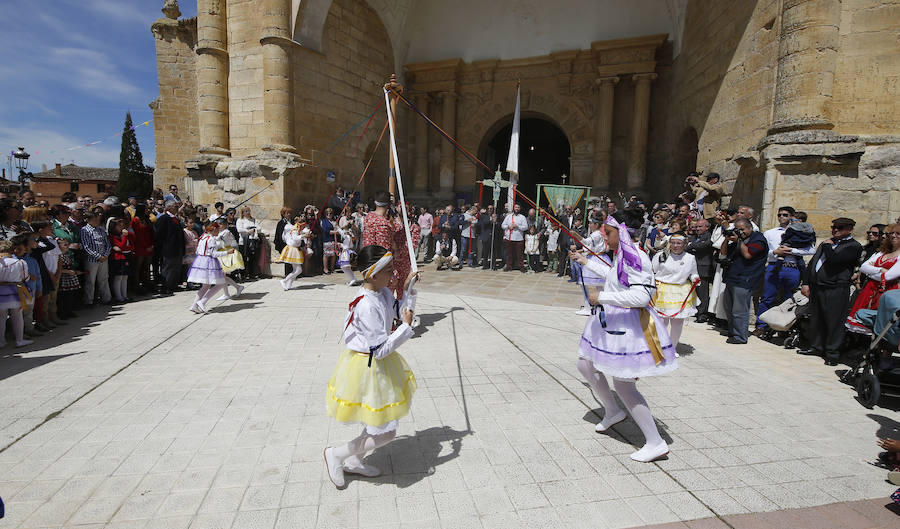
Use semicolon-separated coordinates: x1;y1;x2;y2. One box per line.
687;172;724;219
800;217;863;365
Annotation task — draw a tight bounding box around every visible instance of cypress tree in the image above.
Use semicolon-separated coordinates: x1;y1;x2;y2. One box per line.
117;112;150;199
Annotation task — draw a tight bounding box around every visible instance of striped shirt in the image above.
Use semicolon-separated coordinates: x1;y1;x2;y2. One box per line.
80;224;111;262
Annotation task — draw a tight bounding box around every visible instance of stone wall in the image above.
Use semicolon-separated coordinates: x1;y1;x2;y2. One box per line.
287;0;395;209
151;17;200;190
227;0;266;155
832;0;900;135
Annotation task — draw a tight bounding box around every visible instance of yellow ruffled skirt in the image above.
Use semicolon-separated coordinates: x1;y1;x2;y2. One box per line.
218;247;245;273
326;349;417;427
653;281;698;318
277;246;305;264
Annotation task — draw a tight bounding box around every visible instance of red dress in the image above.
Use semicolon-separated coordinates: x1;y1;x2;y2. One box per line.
363;212;412;297
846;253;899;332
130;217;154;257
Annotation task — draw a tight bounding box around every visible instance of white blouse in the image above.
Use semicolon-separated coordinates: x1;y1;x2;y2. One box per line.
585;229;607;253
236;217;259;244
343;287;415;359
860;251;900;282
0;256;28;282
652;251;700;285
282;227;305;248
583;251;655;308
217;229;238;248
197;234;227;258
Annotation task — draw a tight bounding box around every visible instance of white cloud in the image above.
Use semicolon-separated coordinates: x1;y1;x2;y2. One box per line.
49;47;141;98
0;126;131;170
82;0;152;25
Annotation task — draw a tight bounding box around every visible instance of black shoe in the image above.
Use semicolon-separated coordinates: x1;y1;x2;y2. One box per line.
695;314;708;324
725;337;747;344
797;348;820;356
825;360;839;366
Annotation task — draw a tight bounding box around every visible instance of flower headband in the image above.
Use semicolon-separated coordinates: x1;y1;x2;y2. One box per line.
363;251;393;280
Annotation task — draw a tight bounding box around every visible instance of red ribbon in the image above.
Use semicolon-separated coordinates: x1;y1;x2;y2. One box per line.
651;277;701;318
343;295;365;333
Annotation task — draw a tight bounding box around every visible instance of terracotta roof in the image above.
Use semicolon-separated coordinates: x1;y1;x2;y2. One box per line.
31;164;119;182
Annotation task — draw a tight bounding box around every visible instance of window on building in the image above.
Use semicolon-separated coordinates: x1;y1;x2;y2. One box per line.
97;183;106;193
70;181;79;192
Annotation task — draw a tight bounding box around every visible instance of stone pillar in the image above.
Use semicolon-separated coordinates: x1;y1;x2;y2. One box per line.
439;91;457;192
593;76;618;190
769;0;840;134
414;93;430;191
626;73;656;190
196;0;230;156
260;0;296;152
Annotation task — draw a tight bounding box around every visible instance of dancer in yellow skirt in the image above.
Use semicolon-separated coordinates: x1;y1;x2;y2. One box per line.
277;218;307;291
324;245;419;489
651;232;699;351
214;218;245;300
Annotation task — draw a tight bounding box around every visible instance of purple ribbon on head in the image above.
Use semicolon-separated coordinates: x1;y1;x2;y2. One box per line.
604;216;642;286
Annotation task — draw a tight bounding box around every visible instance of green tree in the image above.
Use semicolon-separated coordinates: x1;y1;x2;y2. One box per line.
117;112;151;199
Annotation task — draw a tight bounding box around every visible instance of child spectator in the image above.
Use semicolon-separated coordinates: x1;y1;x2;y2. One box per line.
546;224;560;274
525;225;542;273
33;220;64;327
12;233;42;336
0;239;33;347
56;239;82;319
183;212;200;289
108;218;133;303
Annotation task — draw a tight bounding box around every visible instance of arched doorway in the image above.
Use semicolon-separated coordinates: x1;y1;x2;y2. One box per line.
480;117;571;206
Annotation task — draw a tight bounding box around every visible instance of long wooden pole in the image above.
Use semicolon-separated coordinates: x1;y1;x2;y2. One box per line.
384;74;403;204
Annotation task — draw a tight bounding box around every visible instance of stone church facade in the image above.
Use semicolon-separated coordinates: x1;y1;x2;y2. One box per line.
151;0;900;234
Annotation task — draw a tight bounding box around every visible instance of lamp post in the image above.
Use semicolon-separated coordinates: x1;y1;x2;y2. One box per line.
12;147;30;192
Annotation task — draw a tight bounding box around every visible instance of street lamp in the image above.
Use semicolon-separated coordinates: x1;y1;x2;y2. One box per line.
12;147;30;191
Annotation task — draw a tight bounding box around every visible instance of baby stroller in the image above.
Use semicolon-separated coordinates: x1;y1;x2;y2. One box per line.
841;290;900;408
757;289;809;349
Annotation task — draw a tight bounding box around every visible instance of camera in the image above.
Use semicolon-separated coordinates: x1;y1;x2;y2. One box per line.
722;228;736;238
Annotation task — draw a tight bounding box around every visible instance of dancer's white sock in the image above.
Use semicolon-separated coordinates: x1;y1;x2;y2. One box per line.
341;265;356;282
331;428;396;462
667;319;684;349
613;378;667;461
577;358;625;431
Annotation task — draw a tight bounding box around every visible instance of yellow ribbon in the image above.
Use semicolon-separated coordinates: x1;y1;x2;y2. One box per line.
17;284;32;311
640;308;665;365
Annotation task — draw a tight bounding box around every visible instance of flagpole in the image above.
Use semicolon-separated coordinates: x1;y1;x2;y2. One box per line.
385;74;402;203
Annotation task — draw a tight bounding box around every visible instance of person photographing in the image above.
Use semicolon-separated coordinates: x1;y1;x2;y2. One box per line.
718;219;768;344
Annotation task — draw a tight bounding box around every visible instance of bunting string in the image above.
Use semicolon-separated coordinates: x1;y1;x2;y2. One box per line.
10;120;153;158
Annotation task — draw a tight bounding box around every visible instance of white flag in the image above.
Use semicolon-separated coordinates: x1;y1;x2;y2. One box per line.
505;84;520;214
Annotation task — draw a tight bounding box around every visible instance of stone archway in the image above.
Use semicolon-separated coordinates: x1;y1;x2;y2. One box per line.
458;88;594;190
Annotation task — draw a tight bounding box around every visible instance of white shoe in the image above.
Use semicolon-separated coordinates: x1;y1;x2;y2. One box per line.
189;303;203;314
196;301;209;314
280;279;290;291
323;447;346;489
15;339;34;347
343;456;381;477
630;441;669;463
215;294;231;301
575;305;592;316
235;285;245;297
594;410;626;432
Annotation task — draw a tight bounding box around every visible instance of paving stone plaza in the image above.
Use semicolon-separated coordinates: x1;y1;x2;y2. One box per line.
1;269;899;528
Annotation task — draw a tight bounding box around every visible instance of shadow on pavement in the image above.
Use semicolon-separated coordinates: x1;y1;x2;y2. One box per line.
210;302;263;313
353;426;471;488
0;351;86;382
233;291;268;300
581;406;674;446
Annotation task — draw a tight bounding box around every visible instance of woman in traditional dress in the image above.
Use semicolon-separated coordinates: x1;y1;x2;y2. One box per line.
651;232;699;350
323;245;418;489
278;218;307;291
0;239;33;347
847;223;900;332
571;209;676;463
187;223;233;313
215;218;245;300
363;191;403;295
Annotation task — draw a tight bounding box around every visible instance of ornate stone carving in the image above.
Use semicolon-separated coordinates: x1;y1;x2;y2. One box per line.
162;0;181;19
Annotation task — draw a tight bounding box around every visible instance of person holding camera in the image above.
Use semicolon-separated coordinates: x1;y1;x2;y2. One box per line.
719;219;768;344
686;172;723;219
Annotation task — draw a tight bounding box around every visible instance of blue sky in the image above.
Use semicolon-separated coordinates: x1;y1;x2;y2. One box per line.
0;0;198;175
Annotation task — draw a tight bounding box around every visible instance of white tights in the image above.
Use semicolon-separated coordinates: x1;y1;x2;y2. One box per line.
285;264;303;286
577;358;664;450
1;308;24;343
340;264;356;282
193;284;223;309
665;318;684;349
111;275;128;301
331;427;396;464
221;275;239;296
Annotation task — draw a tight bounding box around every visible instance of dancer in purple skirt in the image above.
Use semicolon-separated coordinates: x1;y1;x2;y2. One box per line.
187;223;233;314
571;209;676;463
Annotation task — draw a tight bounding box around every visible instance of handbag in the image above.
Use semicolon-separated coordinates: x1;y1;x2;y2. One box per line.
759;291;809;331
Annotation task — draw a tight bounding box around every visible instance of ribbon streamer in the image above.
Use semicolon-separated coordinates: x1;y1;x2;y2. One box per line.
383;88;418;276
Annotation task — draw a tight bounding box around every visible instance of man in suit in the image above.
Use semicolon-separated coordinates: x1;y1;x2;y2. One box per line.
477;205;500;269
154;200;186;295
556;206;575;277
799;217;863;365
686;218;715;323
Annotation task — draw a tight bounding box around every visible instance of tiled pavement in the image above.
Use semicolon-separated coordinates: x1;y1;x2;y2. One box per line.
0;266;898;529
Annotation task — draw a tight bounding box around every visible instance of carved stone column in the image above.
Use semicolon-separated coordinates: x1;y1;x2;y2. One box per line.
439;91;457;192
196;0;230;156
769;0;840;133
413;93;430;191
593;76;618;190
627;73;656;190
260;0;296;152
